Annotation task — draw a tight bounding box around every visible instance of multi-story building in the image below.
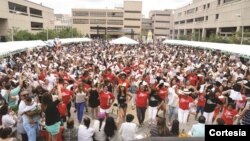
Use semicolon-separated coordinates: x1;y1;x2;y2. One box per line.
173;0;250;40
149;10;172;41
123;0;142;39
0;0;54;41
54;14;72;31
72;0;142;39
141;18;153;41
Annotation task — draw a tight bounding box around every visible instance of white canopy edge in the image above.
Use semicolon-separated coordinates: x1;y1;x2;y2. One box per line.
163;40;250;58
110;36;139;45
0;40;46;57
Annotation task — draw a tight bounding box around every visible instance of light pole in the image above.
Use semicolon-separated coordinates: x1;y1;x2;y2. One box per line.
11;6;21;41
236;14;244;44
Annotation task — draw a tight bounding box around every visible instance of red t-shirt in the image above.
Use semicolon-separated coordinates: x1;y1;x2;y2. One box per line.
135;90;148;108
123;67;132;75
187;74;198;86
158;88;168;101
103;73;115;81
39;71;47;81
84;84;91;91
61;88;73;104
221;108;238;125
197;93;206;107
179;95;193;110
118;79;130;89
99;91;115;109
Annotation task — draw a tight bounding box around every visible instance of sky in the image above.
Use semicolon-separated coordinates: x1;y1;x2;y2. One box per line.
29;0;192;17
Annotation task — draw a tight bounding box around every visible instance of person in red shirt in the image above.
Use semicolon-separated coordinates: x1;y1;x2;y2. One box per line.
187;72;198;87
102;68;117;84
221;104;238;125
135;81;149;126
195;93;206;120
176;88;194;124
61;88;73;119
156;81;169;117
99;85;115;116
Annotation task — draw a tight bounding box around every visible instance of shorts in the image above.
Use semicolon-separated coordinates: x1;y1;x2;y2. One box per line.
196;106;204;113
119;103;127;108
100;108;110;114
45;121;61;135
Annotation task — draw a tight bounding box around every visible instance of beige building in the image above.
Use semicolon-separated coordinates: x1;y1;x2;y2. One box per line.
141;18;153;38
172;0;250;40
72;0;142;39
0;0;54;41
149;10;172;41
55;14;72;31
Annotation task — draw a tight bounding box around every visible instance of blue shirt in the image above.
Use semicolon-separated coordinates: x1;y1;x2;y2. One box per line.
189;123;205;137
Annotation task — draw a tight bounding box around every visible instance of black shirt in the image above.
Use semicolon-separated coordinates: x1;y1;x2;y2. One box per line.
204;95;223;113
45;100;61;126
148;94;161;107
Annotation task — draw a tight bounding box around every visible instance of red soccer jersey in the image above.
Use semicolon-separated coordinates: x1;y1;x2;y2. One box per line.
103;73;115;81
221;107;238;125
99;91;115;109
179;95;193;110
135;90;149;108
61;88;72;104
197;93;206;107
158;88;168;101
123;67;132;75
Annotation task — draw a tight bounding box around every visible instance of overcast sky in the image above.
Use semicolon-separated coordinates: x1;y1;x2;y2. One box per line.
29;0;192;17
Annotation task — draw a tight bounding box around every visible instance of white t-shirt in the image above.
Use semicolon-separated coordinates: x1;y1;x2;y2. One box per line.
2;114;16;128
93;120;106;141
168;87;179;107
119;122;137;141
78;125;94;141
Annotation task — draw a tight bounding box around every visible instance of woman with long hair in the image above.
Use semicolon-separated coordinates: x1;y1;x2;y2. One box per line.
88;83;100;119
99;85;115;117
156;82;169;117
104;117;121;141
170;119;180;136
78;117;94;141
150;117;172;137
75;85;87;124
117;84;132;125
41;93;61;141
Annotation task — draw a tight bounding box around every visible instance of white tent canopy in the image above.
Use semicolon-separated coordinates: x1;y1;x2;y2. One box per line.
110;36;139;45
163;40;250;58
45;37;92;46
0;40;46;57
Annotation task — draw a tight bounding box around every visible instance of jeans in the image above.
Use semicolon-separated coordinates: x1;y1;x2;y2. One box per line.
136;107;146;125
76;102;85;123
168;106;178;122
23;123;39;141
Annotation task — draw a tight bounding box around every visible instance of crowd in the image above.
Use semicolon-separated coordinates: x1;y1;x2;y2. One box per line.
0;41;250;141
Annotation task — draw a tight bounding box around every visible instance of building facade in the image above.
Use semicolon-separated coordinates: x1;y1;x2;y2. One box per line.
0;0;54;41
141;18;153;42
149;10;172;41
172;0;250;40
54;14;72;31
72;0;142;39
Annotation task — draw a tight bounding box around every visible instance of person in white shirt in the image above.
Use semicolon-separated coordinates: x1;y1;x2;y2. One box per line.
92;112;106;141
78;117;94;141
119;114;137;141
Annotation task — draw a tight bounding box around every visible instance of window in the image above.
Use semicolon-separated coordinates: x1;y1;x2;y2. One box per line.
107;20;123;25
90;19;106;24
8;2;28;15
186;19;193;23
72;11;89;16
30;8;42;18
73;19;89;24
155;21;170;23
155;14;170;16
31;22;43;30
223;0;237;3
215;14;219;20
155;27;169;30
90;12;106;17
218;0;221;5
207;3;210;8
203;5;206;10
124;18;140;21
196;7;198;11
124;26;140;28
107;12;123;17
124;11;141;13
206;16;208;21
195;17;204;22
180;20;185;24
